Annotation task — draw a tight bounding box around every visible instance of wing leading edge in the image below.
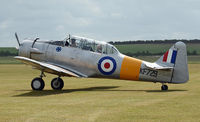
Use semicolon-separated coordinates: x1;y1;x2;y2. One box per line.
14;56;85;77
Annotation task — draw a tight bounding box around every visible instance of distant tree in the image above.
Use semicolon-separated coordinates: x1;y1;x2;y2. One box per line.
192;50;197;55
0;50;17;56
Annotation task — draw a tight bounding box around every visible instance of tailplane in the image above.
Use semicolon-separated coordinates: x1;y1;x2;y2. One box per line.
155;41;189;83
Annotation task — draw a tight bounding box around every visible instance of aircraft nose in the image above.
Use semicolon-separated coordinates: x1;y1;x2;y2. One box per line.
18;40;35;57
17;42;23;56
18;41;28;57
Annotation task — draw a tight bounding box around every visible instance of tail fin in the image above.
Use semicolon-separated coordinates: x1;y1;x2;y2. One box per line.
156;41;189;83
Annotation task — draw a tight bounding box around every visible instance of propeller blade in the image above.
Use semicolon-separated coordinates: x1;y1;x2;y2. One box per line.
15;32;21;46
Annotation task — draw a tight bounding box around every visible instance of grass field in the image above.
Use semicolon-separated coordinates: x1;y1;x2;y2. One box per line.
0;64;200;121
0;56;21;64
114;43;200;55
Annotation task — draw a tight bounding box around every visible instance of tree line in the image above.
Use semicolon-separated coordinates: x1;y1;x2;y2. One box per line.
0;50;18;56
0;39;199;57
109;39;200;45
109;39;200;56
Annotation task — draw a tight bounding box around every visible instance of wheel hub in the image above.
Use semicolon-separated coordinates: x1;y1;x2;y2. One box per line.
51;77;64;90
53;81;60;88
33;80;41;89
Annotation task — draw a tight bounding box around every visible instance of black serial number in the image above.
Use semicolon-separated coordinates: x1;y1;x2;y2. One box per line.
140;69;158;78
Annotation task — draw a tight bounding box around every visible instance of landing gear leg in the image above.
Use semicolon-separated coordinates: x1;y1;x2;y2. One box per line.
31;71;45;90
40;71;46;78
161;83;168;91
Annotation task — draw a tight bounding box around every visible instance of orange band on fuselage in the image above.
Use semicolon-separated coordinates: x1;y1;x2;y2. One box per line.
120;56;142;81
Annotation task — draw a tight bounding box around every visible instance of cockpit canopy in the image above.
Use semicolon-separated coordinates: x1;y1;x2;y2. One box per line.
51;35;119;54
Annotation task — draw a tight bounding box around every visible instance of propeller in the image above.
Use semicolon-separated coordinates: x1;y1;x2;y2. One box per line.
15;32;21;46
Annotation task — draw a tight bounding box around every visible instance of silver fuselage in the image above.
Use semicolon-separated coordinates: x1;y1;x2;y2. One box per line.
18;39;189;84
19;40;124;78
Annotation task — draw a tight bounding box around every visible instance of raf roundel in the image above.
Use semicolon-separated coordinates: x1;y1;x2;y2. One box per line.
98;56;117;75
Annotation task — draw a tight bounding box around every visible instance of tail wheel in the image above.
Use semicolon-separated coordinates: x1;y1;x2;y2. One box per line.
51;77;64;90
31;77;45;90
161;85;168;91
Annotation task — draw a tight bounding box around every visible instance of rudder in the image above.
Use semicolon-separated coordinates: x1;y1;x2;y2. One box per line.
171;41;189;83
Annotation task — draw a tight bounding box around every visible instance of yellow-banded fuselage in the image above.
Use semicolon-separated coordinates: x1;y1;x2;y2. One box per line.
15;33;189;91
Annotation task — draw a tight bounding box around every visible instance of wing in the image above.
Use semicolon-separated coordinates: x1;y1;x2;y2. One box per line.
14;56;86;77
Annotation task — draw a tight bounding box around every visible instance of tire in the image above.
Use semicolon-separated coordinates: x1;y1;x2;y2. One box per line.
31;77;45;90
51;77;64;90
161;85;168;91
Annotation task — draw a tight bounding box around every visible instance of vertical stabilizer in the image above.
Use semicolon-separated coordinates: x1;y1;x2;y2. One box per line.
155;41;189;83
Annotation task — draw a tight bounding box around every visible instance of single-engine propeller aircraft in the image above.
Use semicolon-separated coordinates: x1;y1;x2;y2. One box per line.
14;33;189;91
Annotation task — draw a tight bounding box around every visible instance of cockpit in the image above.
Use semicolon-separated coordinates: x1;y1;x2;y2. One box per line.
51;35;119;54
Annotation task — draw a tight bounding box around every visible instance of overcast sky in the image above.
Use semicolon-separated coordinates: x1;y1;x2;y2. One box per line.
1;0;200;47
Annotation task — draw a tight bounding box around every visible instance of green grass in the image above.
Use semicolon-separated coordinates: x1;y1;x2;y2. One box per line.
0;56;21;64
0;64;200;121
115;43;200;55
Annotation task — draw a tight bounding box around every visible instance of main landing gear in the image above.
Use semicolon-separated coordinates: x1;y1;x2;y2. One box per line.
161;83;168;91
51;77;64;90
31;72;64;90
31;77;45;90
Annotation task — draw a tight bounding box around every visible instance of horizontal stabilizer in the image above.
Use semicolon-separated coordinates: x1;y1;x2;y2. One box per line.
144;62;173;70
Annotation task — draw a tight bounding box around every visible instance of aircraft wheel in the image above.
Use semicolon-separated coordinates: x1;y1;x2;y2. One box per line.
31;77;45;90
161;85;168;91
51;77;64;90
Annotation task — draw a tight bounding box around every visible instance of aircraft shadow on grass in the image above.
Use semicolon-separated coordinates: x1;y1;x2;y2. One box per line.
13;86;187;97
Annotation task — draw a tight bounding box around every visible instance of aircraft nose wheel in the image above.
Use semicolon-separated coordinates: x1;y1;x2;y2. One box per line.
161;84;168;91
31;77;45;90
51;77;64;90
